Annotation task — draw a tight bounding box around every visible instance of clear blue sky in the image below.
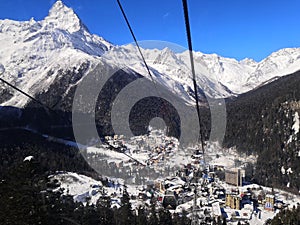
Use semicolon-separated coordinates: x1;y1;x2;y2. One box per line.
1;0;300;61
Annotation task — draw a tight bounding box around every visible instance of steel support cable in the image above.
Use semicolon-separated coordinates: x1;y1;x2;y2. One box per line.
0;76;73;129
0;76;144;166
116;0;175;133
0;77;52;111
116;0;156;84
182;0;206;157
116;0;184;168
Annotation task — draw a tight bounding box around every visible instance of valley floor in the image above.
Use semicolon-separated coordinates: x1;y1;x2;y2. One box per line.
48;131;300;225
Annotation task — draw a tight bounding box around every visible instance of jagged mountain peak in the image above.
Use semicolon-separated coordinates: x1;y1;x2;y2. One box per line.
44;0;84;33
153;47;180;65
48;0;76;19
161;47;173;54
240;57;257;66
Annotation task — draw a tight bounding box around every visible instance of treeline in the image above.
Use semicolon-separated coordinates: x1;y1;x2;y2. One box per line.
0;129;93;176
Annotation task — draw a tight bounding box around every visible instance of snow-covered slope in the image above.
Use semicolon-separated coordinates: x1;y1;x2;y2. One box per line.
0;0;111;107
1;0;300;107
103;45;300;99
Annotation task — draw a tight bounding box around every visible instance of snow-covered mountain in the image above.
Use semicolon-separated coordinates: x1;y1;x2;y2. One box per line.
1;0;300;107
0;0;111;107
103;45;300;100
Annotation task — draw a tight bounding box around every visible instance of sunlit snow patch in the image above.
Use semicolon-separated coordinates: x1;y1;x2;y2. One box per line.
292;112;299;135
23;155;34;162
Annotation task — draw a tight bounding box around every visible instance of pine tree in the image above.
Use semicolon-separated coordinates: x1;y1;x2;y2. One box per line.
82;205;101;225
136;207;148;225
116;186;134;225
97;196;115;225
148;203;158;225
158;208;173;225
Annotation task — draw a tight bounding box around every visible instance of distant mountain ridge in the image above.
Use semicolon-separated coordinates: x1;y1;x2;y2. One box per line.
1;0;300;108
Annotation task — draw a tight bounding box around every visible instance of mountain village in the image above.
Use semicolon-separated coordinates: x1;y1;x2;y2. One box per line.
48;130;300;225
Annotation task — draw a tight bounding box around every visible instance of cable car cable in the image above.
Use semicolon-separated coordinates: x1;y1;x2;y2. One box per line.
182;0;206;158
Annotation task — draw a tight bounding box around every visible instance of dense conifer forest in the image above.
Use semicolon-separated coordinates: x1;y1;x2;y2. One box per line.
224;71;300;192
